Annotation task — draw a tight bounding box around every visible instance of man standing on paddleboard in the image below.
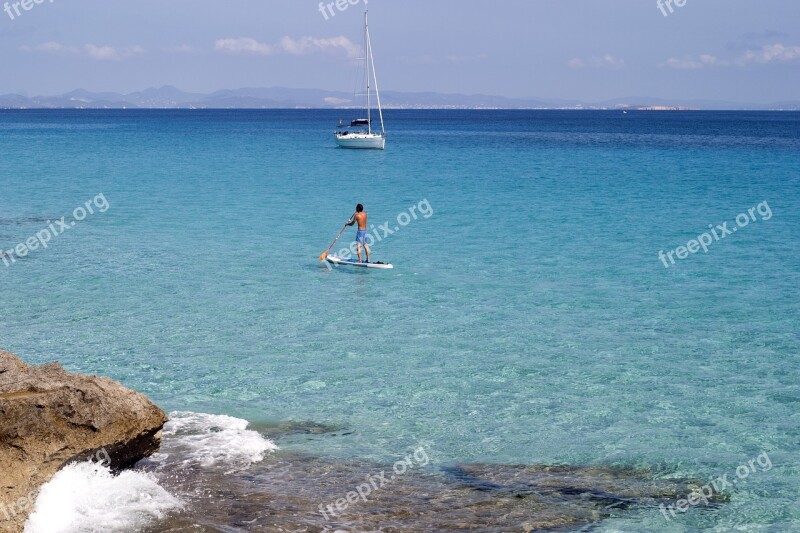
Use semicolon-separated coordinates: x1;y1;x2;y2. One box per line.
346;204;371;263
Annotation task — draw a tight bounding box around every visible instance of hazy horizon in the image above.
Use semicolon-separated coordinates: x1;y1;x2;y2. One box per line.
1;0;798;103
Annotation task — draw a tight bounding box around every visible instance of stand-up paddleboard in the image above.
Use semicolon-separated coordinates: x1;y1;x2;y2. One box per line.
326;255;393;269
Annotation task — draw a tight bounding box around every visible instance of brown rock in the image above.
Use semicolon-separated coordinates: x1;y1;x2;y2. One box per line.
0;350;167;533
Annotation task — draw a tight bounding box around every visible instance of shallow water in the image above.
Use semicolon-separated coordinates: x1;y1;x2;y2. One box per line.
25;413;724;532
2;109;799;531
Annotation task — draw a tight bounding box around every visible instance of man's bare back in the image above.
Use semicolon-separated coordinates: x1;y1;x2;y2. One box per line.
353;211;367;230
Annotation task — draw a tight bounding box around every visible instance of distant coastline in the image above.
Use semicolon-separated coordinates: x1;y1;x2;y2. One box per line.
1;86;797;111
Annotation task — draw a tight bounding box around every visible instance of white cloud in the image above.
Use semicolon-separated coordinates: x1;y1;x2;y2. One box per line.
738;43;800;64
595;54;625;68
215;36;360;58
664;54;720;69
567;55;624;69
214;38;274;55
663;44;799;69
85;44;119;60
279;36;359;58
699;54;718;65
21;42;143;60
85;44;143;61
27;42;78;54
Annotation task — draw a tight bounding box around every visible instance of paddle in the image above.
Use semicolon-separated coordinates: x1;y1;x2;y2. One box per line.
319;213;355;261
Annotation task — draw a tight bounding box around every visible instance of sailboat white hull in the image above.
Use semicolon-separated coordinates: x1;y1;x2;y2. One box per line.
335;133;386;150
334;12;386;150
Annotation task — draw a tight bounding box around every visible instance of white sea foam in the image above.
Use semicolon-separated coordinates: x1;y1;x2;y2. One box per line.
23;462;182;533
23;412;273;532
161;411;278;470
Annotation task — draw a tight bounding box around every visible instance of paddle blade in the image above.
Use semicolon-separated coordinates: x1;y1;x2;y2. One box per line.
319;251;328;261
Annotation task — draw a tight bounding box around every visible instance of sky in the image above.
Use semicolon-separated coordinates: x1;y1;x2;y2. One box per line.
0;0;798;103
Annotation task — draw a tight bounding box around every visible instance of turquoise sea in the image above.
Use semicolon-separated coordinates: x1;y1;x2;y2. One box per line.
1;109;799;531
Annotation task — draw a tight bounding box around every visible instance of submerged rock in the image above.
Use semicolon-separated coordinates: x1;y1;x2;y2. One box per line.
145;450;727;532
450;463;728;504
0;350;168;533
252;420;349;438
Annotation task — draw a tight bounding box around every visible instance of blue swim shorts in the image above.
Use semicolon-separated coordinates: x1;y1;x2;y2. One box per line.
356;229;368;244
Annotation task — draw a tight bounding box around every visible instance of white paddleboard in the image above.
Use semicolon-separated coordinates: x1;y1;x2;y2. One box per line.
326;255;393;269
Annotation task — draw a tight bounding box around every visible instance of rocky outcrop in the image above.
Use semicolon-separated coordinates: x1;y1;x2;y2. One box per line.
0;350;167;533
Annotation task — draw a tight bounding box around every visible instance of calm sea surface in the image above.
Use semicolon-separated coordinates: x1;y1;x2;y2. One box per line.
1;109;799;531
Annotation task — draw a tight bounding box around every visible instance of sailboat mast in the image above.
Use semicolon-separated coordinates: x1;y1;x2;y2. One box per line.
365;11;371;135
367;19;385;136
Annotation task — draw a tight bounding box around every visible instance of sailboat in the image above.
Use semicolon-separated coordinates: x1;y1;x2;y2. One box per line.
335;11;386;150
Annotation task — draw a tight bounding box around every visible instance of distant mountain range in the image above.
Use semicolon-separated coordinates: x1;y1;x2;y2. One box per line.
0;86;798;110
